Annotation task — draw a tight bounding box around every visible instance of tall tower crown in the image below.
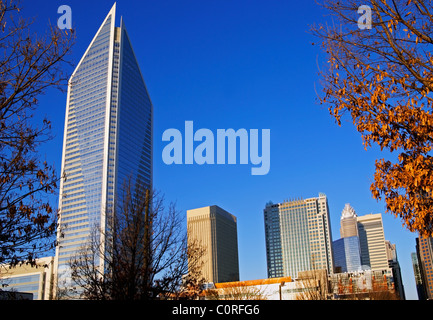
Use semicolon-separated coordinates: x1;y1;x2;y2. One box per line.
341;203;357;219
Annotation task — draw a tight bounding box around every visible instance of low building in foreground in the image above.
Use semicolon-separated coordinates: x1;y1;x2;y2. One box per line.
201;267;398;300
0;256;55;300
202;277;293;300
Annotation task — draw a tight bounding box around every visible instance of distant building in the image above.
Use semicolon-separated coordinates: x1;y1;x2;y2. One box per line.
357;213;390;270
187;205;239;283
333;237;362;273
415;236;433;299
331;205;405;298
330;268;397;300
0;257;55;300
386;240;406;299
333;204;362;273
203;273;328;300
411;251;426;300
263;193;334;279
333;208;389;272
340;203;358;238
203;277;292;300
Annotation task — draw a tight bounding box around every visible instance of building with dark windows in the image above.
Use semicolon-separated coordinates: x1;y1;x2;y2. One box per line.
412;251;426;300
54;4;153;297
386;240;405;300
414;236;433;299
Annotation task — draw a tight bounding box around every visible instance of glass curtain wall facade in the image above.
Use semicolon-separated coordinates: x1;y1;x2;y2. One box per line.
264;194;334;279
54;4;153;296
333;237;362;273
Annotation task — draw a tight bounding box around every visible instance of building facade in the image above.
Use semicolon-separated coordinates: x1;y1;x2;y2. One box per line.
204;277;292;300
187;205;240;283
54;4;153;296
333;236;362;273
332;206;403;298
415;236;433;299
0;257;55;300
340;203;358;238
330;269;397;299
333;204;362;273
357;213;389;270
385;240;405;299
264;193;334;279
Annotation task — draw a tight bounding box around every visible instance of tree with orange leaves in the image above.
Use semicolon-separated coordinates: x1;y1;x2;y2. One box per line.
0;0;74;269
312;0;433;237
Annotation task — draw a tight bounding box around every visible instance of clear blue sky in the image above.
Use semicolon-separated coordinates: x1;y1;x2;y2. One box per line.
22;0;419;299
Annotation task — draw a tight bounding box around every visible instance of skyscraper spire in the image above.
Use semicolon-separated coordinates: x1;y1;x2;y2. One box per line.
340;203;358;238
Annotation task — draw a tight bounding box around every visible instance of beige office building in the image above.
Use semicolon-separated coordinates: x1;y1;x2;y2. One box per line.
340;203;358;238
187;205;240;283
0;256;55;300
264;193;334;279
357;213;389;270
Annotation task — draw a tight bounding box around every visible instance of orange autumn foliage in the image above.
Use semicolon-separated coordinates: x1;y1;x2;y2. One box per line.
312;0;433;236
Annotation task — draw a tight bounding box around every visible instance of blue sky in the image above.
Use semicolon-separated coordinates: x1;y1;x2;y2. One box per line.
22;0;419;299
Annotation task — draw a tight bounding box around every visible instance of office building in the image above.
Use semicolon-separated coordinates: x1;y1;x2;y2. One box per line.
203;277;292;300
411;251;426;300
415;236;433;299
204;273;327;300
330;269;397;299
264;193;334;279
340;203;358;238
0;257;55;300
334;209;391;272
357;213;389;271
333;204;362;273
333;237;362;273
54;4;153;295
386;240;405;299
187;205;240;283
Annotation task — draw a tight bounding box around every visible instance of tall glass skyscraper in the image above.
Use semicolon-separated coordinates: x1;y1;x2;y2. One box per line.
54;4;153;296
264;193;334;279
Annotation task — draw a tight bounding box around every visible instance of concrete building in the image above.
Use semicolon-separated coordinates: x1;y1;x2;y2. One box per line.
357;213;389;270
264;193;334;279
0;257;55;300
340;203;358;238
187;205;240;283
